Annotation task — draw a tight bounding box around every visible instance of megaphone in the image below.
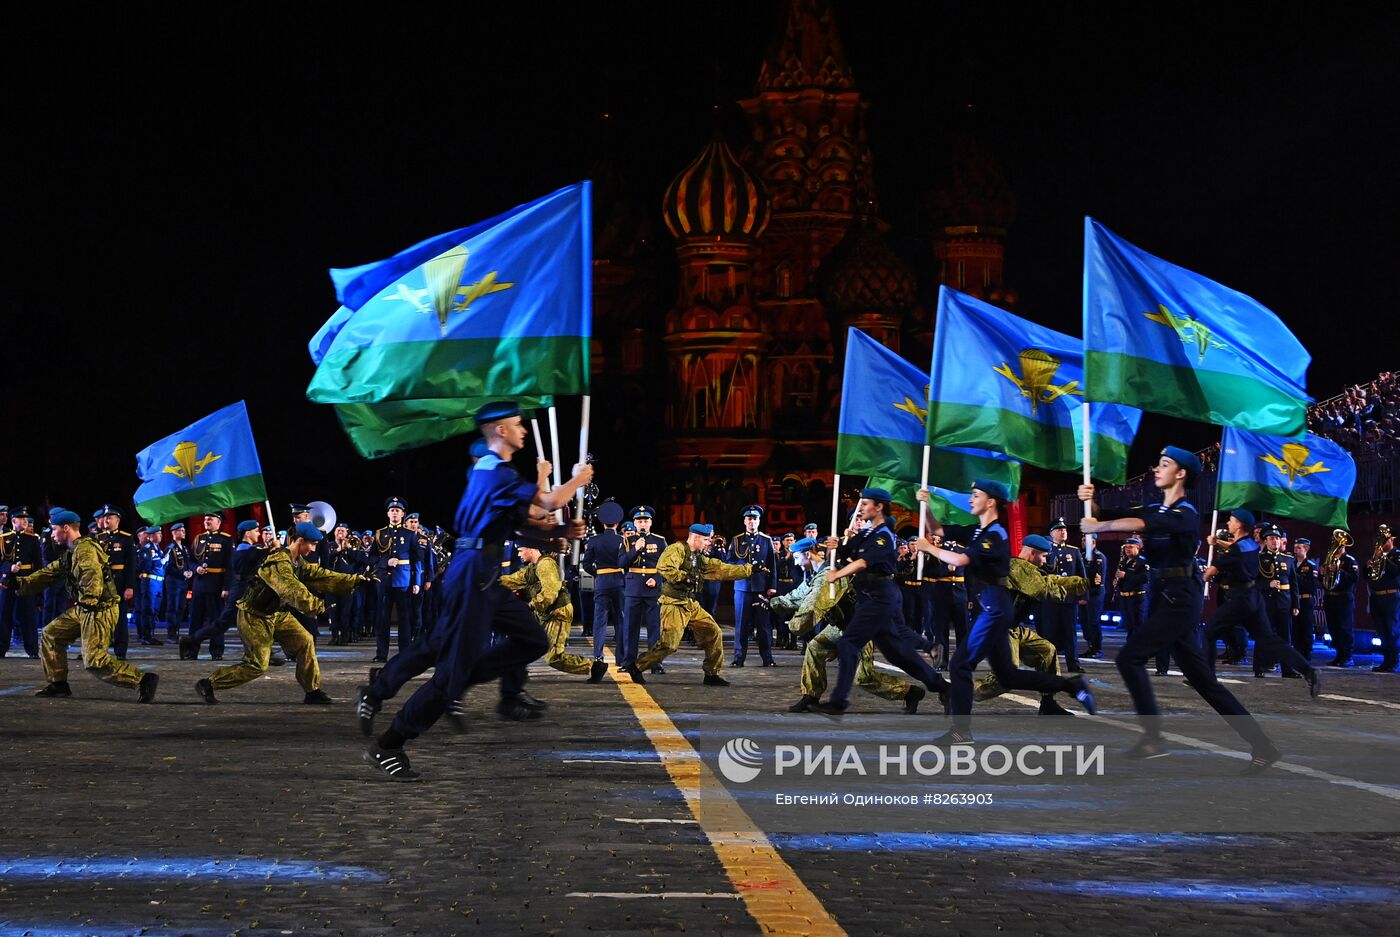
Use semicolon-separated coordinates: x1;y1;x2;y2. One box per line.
308;500;337;533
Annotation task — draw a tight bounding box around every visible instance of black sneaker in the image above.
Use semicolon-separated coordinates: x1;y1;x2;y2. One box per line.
1124;737;1170;759
788;694;817;712
587;659;607;683
195;678;217;705
808;699;848;716
137;672;160;703
364;742;421;782
903;684;926;715
34;681;72;698
762;660;778;667
304;689;334;705
371;656;388;663
623;665;646;685
702;673;730;687
496;697;543;721
1072;677;1096;714
355;686;380;735
934;728;974;745
446;698;469;733
1306;669;1323;699
1240;744;1281;776
1039;697;1074;716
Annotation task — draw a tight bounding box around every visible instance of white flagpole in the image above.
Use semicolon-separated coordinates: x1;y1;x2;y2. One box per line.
916;445;931;577
1204;509;1219;597
573;396;591;564
531;417;547;464
828;474;842;599
1081;402;1093;520
547;407;565;527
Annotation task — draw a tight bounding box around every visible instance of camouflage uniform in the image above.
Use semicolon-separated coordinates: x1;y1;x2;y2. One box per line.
208;549;360;694
636;542;751;676
973;557;1082;701
771;562;912;703
501;556;590;676
18;536;143;688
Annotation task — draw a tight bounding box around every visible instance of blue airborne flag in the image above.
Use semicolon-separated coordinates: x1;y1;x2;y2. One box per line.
1083;217;1311;436
1217;427;1356;528
307;181;592;406
836;327;1020;522
928;286;1143;483
133;401;268;525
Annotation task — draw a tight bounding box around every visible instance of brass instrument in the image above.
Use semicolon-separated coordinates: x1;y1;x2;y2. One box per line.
1320;528;1353;590
1367;523;1394;582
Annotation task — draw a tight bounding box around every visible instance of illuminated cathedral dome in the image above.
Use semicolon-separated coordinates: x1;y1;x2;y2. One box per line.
661;130;771;241
823;208;915;312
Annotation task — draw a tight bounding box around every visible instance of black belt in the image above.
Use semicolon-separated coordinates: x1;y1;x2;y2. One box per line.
853;573;895;586
1220;581;1256;591
1154;565;1197;579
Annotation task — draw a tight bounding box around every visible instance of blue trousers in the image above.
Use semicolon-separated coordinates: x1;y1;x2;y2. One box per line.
377;585;413;658
623;595;659;668
592;587;623;660
137;578;164;640
952;585;1073;729
1119;591;1169;672
0;590;39;657
733;591;773;664
1324;593;1354;661
831;582;946;706
1038;601;1080;669
1079;593;1104;651
162;576;188;638
1372;593;1399;667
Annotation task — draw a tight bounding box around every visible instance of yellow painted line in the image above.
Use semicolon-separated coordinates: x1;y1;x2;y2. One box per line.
604;655;847;936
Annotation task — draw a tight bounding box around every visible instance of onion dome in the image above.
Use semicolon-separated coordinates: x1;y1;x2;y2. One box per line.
662;131;771;241
823;209;916;312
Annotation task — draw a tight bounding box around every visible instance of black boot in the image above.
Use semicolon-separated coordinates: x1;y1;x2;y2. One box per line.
34;681;72;698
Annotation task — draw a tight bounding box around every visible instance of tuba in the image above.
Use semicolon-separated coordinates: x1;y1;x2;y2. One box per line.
1367;523;1394;581
1320;528;1354;590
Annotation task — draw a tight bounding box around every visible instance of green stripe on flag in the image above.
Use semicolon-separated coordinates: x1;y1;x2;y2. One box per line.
335;396;553;459
307;336;589;404
1086;351;1308;437
134;474;269;526
837;433;1022;498
928;402;1132;484
869;476;977;525
1215;481;1349;529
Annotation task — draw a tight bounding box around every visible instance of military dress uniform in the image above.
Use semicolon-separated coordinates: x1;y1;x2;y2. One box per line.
727;506;776;667
189;517;233;657
1080;542;1108;657
1368;540;1400;672
373;498;421;660
620;507;666;671
0;514;43;657
1038;521;1086;671
772;539;800;650
135;529;166;644
95;506;139;659
1115;540;1168;674
1293;542;1319;664
161;525;192;639
581;502;626;663
324;526;369;644
897;549;928;652
1323;550;1360;666
1259;533;1301;676
184;521;265;659
925;547;968;664
407;515;435;647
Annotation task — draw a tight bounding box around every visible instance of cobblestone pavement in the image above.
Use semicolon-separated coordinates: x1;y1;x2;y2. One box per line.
2;628;1398;936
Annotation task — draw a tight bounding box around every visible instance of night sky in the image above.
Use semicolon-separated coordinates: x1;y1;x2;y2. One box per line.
7;2;1398;529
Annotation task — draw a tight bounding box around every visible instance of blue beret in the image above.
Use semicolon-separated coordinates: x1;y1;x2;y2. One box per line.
236;520;260;533
1230;508;1256;527
860;487;892;504
0;505;8;513
1295;537;1311;546
1125;535;1143;545
385;497;407;511
1161;445;1201;476
971;479;1010;502
170;522;185;531
50;509;82;527
474;400;520;426
293;521;324;542
334;521;350;530
406;512;420;520
689;523;715;536
741;504;764;518
790;537;818;553
1023;534;1054;552
621;521;636;533
631;505;654;519
145;526;161;535
469;438;490;459
804;522;819;531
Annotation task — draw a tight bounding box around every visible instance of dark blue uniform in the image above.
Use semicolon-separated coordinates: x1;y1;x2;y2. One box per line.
1206;539;1314;680
1115;551;1167;673
370;450;548;739
162;535;192;639
582;529;625;661
1261;549;1301;676
1080;545;1108;656
1039;540;1085;670
828;523;947;708
1369;546;1400;671
621;532;666;669
99;527;140;658
186;541;264;659
136;539;166;643
924;550;967;661
189;529;233;656
1098;499;1270;749
373;524;420;658
1323;552;1359;665
1;529;43;657
1293;553;1319;663
728;532;776;666
324;536;369;644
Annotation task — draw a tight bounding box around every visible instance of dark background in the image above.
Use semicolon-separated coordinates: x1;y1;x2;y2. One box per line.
6;2;1397;530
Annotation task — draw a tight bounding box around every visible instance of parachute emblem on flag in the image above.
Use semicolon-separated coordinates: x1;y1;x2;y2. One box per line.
893;387;929;425
993;349;1082;415
1259;442;1331;488
162;441;223;485
1144;304;1227;362
389;244;517;337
